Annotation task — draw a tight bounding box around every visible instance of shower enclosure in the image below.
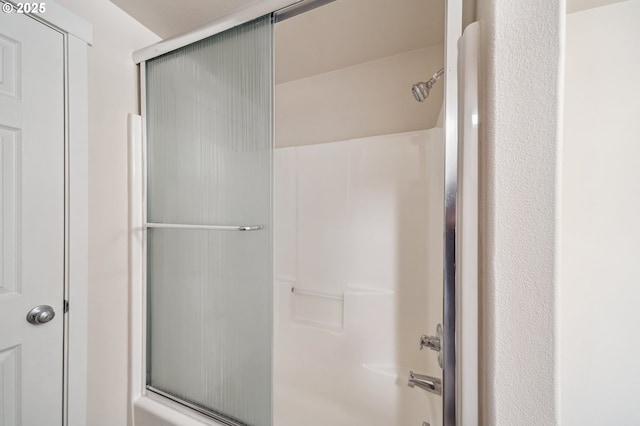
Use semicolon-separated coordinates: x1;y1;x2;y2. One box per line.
129;1;476;425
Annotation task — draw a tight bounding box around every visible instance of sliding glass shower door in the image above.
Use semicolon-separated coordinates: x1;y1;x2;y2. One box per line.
144;16;273;426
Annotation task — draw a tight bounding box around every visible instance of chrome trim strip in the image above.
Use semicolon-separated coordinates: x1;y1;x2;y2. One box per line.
443;0;462;424
140;60;150;393
273;0;335;22
145;223;263;231
146;386;248;426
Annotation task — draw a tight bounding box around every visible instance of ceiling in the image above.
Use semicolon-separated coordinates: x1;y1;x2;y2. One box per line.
105;0;624;84
110;0;445;84
274;0;444;83
109;0;259;39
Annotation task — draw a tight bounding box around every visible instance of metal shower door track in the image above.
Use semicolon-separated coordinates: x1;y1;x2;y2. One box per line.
443;0;463;425
132;0;333;64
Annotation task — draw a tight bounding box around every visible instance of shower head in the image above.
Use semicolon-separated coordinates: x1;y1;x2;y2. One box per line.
411;81;432;102
412;67;445;102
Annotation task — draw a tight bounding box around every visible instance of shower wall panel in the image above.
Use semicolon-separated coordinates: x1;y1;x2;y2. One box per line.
273;128;444;426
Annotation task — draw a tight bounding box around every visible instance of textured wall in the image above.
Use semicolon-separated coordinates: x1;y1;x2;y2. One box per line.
48;1;159;425
562;1;640;424
476;0;564;424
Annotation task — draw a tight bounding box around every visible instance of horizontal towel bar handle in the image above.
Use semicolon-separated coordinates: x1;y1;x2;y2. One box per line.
145;223;263;231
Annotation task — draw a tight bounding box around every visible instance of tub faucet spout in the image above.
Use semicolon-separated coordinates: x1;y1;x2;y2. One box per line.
408;370;442;396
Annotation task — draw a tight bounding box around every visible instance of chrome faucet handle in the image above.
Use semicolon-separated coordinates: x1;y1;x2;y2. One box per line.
420;334;440;351
419;323;443;368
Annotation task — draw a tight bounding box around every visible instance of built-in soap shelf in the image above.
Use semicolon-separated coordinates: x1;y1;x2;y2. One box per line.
344;285;395;296
275;276;345;331
290;286;344;331
275;277;397;333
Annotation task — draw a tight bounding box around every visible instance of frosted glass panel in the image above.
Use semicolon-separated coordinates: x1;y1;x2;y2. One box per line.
145;16;273;426
147;228;272;425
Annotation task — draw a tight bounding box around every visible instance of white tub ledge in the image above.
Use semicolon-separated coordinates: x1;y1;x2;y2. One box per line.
134;395;226;426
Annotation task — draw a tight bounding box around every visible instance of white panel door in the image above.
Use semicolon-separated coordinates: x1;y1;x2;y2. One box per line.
0;10;65;425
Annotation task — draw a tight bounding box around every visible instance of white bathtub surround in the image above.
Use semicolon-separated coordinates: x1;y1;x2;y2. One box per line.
274;129;444;426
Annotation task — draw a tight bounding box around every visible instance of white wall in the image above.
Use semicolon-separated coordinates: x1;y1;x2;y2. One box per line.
562;1;640;424
49;1;159;424
566;0;626;13
275;45;444;147
476;0;564;424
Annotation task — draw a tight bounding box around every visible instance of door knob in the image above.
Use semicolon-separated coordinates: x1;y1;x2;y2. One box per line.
26;305;56;325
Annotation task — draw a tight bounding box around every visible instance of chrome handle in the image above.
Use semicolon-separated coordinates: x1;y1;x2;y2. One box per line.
420;323;443;368
145;223;263;231
408;370;442;396
26;305;56;325
420;335;440;351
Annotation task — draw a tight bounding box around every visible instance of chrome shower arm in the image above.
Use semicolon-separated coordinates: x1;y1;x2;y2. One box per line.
433;67;445;81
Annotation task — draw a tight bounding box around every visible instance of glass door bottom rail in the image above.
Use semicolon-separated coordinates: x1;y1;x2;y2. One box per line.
146;386;250;426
